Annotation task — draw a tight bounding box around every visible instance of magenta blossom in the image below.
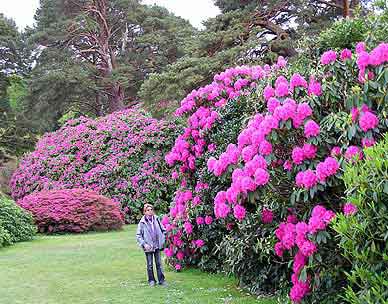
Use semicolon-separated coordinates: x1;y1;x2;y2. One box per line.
261;209;274;223
304;120;320;138
233;204;246;221
343;203;358;216
359;111;379;132
320;50;337;65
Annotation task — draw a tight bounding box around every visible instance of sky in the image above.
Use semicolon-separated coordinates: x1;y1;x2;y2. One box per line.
0;0;220;30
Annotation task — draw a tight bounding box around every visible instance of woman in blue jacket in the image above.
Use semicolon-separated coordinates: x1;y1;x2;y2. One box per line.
136;203;167;286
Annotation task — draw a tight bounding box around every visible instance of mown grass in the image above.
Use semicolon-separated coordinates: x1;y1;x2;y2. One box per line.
0;225;279;304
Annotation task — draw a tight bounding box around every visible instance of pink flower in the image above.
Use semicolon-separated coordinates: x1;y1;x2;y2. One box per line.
175;264;182;271
274;242;285;257
362;137;375;148
207;157;216;172
195;239;205;247
283;160;292;171
254;168;270;186
214;191;227;205
241;145;257;162
184;222;193;234
357;51;370;69
303;169;317;188
204;215;213;225
290;278;310;303
300;241;317;257
233;204;246;221
316;162;328;182
345;146;362;161
295;171;305;187
293;251;307;275
290;73;308;91
267;97;280;113
340;48;352;61
164;247;173;257
308;78;322;96
275;81;289;97
302;143;317;159
304;120;320;138
330;146;341;156
226;222;234;230
356;42;366;53
287;214;298;224
214;202;230;219
359;111;379;132
261;209;274;223
263;85;275;101
343;203;357;216
324;157;340;175
259;140;272;156
292;147;304;165
171;171;179;179
351;107;359;122
208;143;216;152
241;176;257;192
296;103;312;120
196;216;205;225
277;56;287;68
320;50;337;65
161;215;170;226
192;196;201;206
176;251;185;260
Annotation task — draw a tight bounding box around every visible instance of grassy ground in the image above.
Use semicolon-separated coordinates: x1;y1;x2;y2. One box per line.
0;225;278;304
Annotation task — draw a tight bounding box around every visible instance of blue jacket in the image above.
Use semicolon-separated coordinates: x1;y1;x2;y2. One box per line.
136;215;166;252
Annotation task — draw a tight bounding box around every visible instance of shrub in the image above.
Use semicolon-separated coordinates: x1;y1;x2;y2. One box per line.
317;18;367;52
0;193;36;248
10;108;177;222
333;135;388;303
163;40;388;303
18;188;124;233
216;210;288;295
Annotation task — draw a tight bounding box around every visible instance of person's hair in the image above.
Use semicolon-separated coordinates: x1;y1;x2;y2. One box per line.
143;203;154;214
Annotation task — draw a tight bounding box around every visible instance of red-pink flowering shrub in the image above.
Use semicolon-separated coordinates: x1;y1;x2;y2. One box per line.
18;188;124;233
163;41;388;302
10;108;177;222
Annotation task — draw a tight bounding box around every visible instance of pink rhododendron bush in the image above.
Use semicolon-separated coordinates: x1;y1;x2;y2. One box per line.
10;109;177;222
163;41;388;302
18;188;124;233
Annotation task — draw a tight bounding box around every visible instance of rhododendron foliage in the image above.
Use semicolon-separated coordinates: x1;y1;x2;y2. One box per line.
163;41;388;302
11;109;176;222
18;188;124;233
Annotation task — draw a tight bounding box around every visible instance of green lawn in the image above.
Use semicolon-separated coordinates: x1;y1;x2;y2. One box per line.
0;225;277;304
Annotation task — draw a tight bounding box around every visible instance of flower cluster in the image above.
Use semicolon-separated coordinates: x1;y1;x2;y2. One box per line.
11;109;176;222
164;41;387;303
275;205;335;303
209;73;321;220
296;156;340;189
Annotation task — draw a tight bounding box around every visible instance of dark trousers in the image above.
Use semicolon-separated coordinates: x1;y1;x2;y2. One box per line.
145;249;165;283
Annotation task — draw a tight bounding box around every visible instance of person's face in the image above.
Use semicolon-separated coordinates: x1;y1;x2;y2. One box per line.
145;206;153;215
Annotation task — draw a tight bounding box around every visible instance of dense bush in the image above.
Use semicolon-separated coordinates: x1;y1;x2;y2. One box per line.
216;210;289;295
18;188;124;233
333;135;388;303
10;108;177;222
317;18;367;52
162;39;388;304
0;193;36;248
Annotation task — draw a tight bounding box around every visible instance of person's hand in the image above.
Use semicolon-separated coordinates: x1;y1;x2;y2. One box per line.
144;244;152;251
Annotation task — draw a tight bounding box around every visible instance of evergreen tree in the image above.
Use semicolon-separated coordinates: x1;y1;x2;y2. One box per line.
26;0;196;130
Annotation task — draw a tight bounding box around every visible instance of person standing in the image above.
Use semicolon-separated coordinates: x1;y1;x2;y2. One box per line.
136;203;167;286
